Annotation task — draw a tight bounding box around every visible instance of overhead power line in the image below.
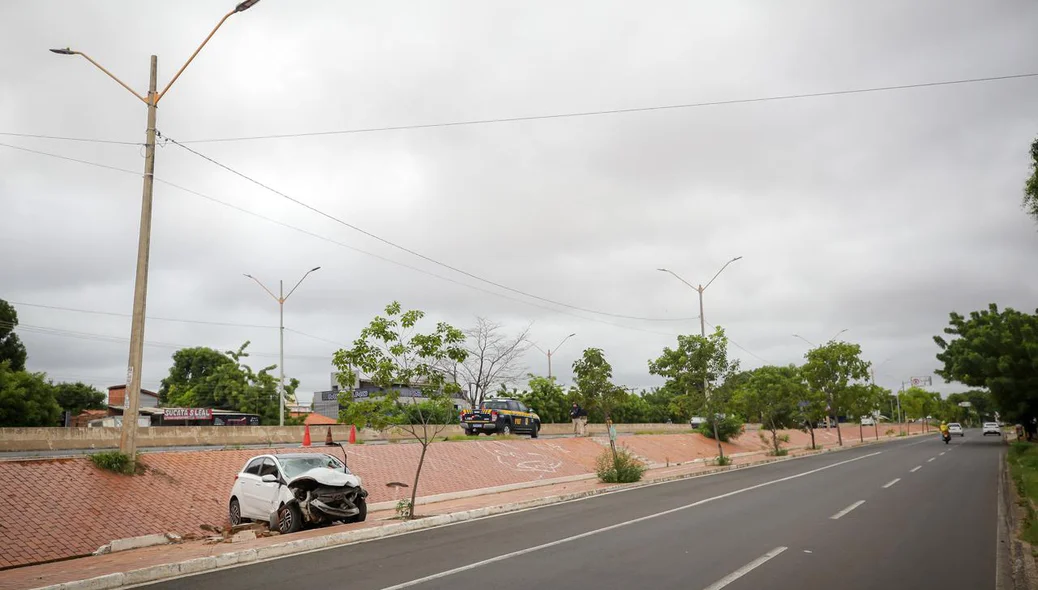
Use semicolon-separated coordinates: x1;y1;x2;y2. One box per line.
174;72;1038;144
0;132;141;146
0;141;690;336
162;132;695;323
11;301;276;329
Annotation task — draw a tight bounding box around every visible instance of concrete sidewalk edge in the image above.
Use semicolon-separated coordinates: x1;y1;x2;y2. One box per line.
31;433;924;590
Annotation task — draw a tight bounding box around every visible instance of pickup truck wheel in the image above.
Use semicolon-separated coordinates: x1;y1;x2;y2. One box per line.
531;423;539;438
500;423;512;436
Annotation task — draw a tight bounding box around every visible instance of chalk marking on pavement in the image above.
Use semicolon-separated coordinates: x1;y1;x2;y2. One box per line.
702;547;788;590
910;466;922;472
882;478;900;489
927;457;936;462
375;452;883;590
830;500;866;520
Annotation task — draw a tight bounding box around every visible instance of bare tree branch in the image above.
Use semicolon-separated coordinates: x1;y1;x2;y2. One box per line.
451;317;533;408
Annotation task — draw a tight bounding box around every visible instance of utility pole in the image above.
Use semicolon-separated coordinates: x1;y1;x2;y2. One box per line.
245;267;321;425
659;257;742;462
119;55;158;460
51;1;262;465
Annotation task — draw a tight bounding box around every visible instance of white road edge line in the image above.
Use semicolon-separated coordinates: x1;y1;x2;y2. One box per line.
939;452;946;456
702;547;789;590
830;500;866;520
882;478;900;489
376;452;882;590
910;466;922;472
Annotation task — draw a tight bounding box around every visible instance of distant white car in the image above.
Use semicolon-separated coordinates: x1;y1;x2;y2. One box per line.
983;422;1002;436
228;453;367;534
860;417;875;426
948;423;963;436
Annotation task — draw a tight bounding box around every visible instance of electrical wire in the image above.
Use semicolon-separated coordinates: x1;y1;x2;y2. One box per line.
10;301;276;329
176;72;1038;144
162;132;696;323
702;319;771;365
0;140;690;336
0;132;141;146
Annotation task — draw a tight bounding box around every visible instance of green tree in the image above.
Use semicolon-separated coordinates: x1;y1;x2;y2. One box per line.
158;346;234;405
0;361;60;427
801;341;871;447
844;383;884;442
649;327;741;459
332;302;467;519
611;390;653;424
1024;136;1038;223
0;299;27;371
641;386;683;423
52;381;106;416
900;386;939;430
572;348;624;421
734;365;805;454
516;375;569;423
160;342;298;424
935;303;1038;438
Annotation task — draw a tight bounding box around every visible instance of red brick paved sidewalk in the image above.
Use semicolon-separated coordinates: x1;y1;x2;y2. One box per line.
0;430;921;590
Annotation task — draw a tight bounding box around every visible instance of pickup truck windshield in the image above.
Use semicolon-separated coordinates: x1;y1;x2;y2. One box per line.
481;401;510;410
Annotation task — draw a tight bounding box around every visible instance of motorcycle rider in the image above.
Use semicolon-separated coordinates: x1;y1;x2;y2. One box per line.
940;421;950;440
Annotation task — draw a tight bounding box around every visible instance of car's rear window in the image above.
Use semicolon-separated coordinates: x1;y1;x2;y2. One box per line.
949;423;961;427
482;401;509;410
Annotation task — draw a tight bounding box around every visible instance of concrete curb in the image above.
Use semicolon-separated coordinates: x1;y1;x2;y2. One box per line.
32;433;922;590
1000;443;1038;590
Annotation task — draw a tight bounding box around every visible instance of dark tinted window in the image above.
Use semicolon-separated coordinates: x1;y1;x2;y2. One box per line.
244;459;262;475
482;401;508;410
259;458;279;478
507;401;520;411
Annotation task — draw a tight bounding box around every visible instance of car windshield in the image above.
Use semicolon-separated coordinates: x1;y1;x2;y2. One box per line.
482;401;509;410
278;455;349;479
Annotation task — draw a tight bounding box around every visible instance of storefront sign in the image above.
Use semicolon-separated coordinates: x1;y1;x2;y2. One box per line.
162;407;213;421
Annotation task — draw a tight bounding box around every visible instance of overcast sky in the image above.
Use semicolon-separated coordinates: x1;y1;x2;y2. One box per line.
2;0;1036;406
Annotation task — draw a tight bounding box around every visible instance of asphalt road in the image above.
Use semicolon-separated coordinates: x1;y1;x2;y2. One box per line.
147;432;1003;590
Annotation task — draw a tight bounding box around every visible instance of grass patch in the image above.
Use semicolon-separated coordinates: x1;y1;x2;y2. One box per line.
595;447;646;483
768;448;790;457
90;451;140;475
714;455;733;466
1008;441;1038;545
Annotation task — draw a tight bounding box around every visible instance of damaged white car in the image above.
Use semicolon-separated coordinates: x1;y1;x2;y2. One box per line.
228;453;368;534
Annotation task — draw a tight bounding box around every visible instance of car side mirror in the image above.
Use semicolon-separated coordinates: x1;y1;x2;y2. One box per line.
261;474;278;483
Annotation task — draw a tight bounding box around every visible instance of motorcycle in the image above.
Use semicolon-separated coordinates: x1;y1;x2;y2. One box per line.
942;431;951;444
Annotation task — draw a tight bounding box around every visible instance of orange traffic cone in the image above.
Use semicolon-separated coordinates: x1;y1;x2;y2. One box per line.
302;424;312;447
325;427;333;445
348;424;357;444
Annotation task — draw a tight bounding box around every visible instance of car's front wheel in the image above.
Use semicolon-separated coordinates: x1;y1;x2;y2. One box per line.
277;503;303;534
346;497;367;524
531;423;540;438
500;423;512;436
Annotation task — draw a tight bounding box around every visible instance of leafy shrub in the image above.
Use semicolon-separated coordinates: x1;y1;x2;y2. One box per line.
595;447;646;483
885;429;896;437
90;451;136;475
714;455;733;466
699;415;745;442
778;433;791;443
395;499;413;519
768;448;790;457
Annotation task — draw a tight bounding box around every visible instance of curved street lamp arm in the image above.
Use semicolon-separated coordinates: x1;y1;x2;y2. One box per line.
53;50;147;104
657;268;699;291
553;333;577;353
284;267;320;301
244;273;278;302
702;256;743;292
156;8;236;104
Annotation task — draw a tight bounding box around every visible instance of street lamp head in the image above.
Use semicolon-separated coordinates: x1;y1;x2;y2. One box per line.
568;333;577;337
310;266;321;273
49;48;75;55
732;256;743;262
656;268;669;273
243;273;254;279
234;0;260;12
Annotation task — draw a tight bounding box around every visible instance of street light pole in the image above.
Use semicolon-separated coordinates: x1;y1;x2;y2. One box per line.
534;333;576;379
50;1;261;463
658;256;742;462
245;267;320;426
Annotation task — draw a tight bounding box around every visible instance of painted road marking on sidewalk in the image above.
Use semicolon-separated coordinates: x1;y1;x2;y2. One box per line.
911;466;922;472
376;452;883;589
702;547;788;590
830;500;866;520
882;478;901;489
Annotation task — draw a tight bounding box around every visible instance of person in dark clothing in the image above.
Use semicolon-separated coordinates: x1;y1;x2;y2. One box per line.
570;403;587;435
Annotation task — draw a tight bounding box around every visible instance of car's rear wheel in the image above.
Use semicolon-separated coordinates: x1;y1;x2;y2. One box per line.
277;503;303;534
531;423;539;438
229;497;249;526
500;423;511;436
